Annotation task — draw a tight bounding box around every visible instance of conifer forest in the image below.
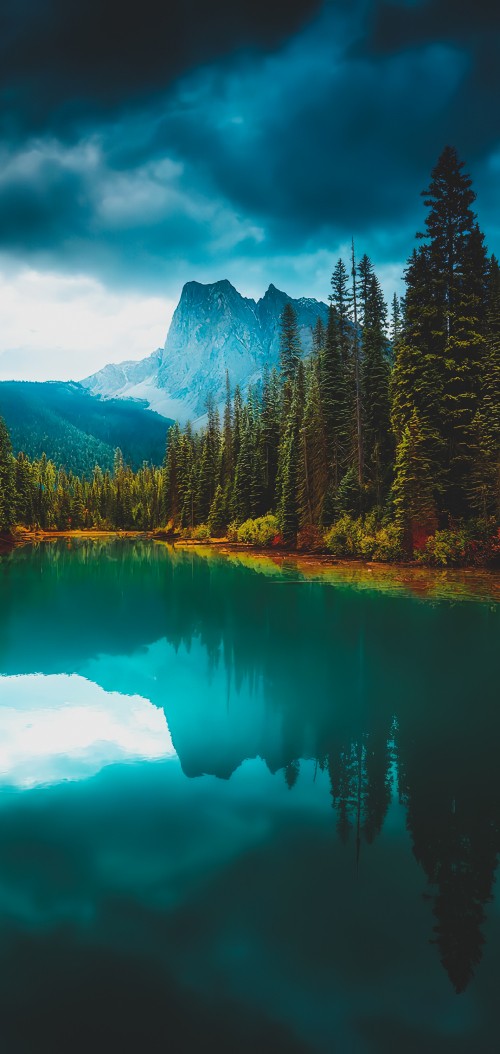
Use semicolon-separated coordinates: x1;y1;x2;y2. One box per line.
1;148;499;565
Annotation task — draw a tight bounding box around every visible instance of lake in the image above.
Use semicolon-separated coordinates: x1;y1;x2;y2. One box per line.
0;539;499;1053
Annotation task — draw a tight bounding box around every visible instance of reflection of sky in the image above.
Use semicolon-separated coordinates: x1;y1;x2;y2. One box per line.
0;674;176;789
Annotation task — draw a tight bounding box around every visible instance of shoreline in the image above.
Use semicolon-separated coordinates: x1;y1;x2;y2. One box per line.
2;528;500;601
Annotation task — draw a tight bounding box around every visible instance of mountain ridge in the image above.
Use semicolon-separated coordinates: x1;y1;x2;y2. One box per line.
82;279;329;421
0;380;172;474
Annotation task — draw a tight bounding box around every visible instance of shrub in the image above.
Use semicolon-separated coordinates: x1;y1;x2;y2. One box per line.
324;515;365;557
415;519;500;567
182;522;211;541
227;514;280;547
371;523;405;562
415;528;467;567
324;514;404;562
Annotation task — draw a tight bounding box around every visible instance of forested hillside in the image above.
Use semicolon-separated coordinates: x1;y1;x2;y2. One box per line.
0;381;171;473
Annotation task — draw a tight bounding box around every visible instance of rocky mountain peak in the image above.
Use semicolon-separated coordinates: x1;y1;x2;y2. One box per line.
82;278;328;422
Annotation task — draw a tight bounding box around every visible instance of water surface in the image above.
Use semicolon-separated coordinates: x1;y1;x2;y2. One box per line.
0;539;499;1052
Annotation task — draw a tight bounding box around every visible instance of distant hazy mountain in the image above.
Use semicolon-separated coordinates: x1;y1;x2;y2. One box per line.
82;279;329;421
0;381;172;474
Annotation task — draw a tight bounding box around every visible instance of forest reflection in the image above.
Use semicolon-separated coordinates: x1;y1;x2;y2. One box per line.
1;538;499;995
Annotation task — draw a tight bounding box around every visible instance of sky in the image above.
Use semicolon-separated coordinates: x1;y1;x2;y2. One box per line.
0;0;499;381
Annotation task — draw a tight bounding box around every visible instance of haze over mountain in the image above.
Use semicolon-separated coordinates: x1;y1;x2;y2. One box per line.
82;280;329;421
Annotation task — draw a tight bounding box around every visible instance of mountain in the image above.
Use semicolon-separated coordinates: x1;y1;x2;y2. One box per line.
82;279;329;421
0;381;172;474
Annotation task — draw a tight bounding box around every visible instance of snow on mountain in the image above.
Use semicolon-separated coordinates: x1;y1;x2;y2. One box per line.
82;348;161;400
82;279;328;423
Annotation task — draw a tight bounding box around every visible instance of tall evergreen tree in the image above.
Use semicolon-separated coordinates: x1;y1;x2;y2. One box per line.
360;267;393;505
391;246;444;527
0;416;15;530
260;366;281;512
196;396;221;523
390;293;402;350
14;451;34;526
279;302;302;384
319;305;346;509
329;257;358;487
312;316;325;357
298;360;328;526
278;362;305;543
221;370;234;488
162;422;182;524
469;255;500;517
420;146;489;517
392;410;438;550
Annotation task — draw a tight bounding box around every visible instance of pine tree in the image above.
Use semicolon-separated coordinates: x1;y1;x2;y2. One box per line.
260;366;281;511
249;394;265;517
279;302;302;384
0;416;15;530
319;305;347;506
195;396;221;523
232;403;253;522
390;293;402;351
232;385;243;473
360;268;393;506
392;410;438;551
329;257;358;485
162;422;182;525
221;370;234;487
278;362;305;543
391;246;444;516
420;146;489;518
330;259;352;354
444;222;489;515
14;451;34;526
312;317;325;357
180;425;196;528
208;483;228;537
469;255;500;517
298;360;328;526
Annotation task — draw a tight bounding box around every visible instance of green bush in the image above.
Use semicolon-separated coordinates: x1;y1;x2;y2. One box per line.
371;523;405;562
415;528;467;567
180;523;211;541
324;515;365;557
228;514;280;547
415;519;500;567
192;523;211;541
324;514;404;562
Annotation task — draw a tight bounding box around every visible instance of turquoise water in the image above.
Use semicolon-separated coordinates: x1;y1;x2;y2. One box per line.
0;539;499;1053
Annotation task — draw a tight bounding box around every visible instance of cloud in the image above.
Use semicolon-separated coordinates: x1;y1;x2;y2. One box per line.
0;0;323;137
0;265;174;380
0;0;498;380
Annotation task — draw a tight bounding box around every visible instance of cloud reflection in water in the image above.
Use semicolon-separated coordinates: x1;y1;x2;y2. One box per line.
0;674;176;789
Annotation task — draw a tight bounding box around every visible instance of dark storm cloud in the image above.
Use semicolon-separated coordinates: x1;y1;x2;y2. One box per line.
358;0;500;59
0;147;91;248
0;0;323;136
145;10;495;247
0;0;498;296
149;0;500;265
